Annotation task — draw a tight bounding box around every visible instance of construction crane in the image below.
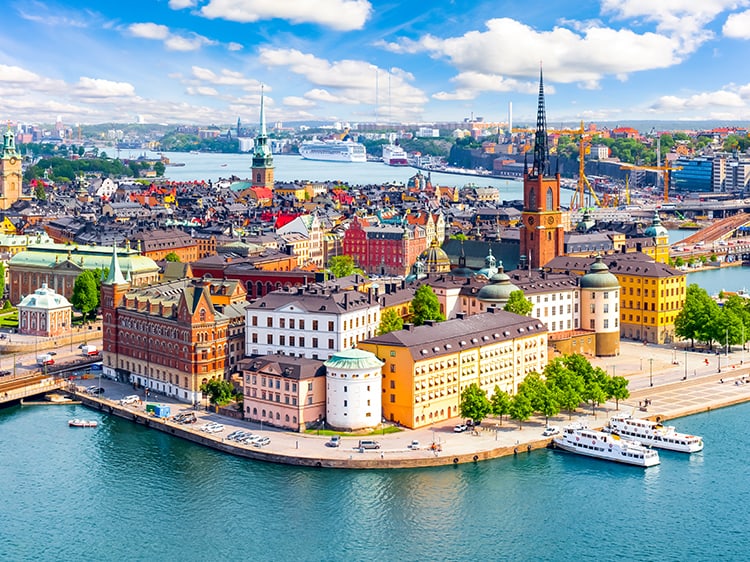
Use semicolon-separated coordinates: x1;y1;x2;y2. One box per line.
619;161;683;204
551;121;601;209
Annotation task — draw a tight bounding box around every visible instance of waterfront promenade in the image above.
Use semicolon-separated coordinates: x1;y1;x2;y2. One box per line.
63;341;750;469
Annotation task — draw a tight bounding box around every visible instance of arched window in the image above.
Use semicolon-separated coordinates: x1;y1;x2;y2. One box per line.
256;281;263;297
546;187;554;209
528;188;536;209
256;172;261;183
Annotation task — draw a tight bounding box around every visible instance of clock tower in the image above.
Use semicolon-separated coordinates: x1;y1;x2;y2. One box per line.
0;126;22;210
520;67;564;270
251;86;274;191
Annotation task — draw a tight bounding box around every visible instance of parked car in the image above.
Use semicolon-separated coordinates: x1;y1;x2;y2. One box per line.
254;437;271;447
357;440;380;450
326;435;340;448
454;424;468;433
120;395;140;406
87;386;105;395
542;426;560;436
408;440;420;450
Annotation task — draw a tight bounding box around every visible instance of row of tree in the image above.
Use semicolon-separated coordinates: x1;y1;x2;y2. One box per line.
675;284;750;349
459;354;630;428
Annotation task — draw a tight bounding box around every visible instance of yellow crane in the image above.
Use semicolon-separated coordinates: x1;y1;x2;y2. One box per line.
619;161;683;204
551;121;602;209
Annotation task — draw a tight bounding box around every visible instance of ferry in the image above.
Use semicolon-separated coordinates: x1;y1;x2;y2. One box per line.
552;423;660;467
605;414;704;453
68;419;98;428
299;140;367;163
382;143;409;166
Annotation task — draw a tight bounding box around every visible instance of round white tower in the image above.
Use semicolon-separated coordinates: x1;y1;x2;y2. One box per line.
580;256;620;356
324;349;383;431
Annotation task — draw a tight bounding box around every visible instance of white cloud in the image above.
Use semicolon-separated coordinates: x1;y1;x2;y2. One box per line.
198;0;372;31
188;67;262;89
305;88;358;105
0;64;42;84
651;89;745;112
186;86;220;96
227;42;243;51
128;22;170;40
127;22;216;51
723;9;750;38
169;0;197;8
74;77;136;98
283;96;316;108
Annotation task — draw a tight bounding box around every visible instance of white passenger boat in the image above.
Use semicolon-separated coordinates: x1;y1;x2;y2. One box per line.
382;143;409;166
552;423;660;467
299;139;367;162
68;419;98;428
606;414;703;453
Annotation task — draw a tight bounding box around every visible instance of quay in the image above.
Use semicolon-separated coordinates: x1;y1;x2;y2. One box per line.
62;341;749;469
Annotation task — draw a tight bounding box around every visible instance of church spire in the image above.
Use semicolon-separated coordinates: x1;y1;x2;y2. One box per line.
531;64;549;178
259;84;267;136
104;243;127;285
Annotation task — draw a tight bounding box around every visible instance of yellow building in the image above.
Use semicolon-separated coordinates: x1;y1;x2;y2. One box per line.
0;127;23;210
359;308;548;429
275;182;308;201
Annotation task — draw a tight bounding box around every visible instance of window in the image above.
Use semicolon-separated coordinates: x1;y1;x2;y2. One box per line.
299;320;305;329
390;364;395;373
390;380;395;389
328;321;334;331
590;304;595;313
313;320;318;330
299;337;305;347
280;318;286;329
312;337;318;347
267;334;273;344
252;333;258;343
328;339;334;349
289;319;295;329
343;400;348;407
590;319;595;329
280;335;286;345
307;396;313;405
252;316;258;326
308;382;313;391
344;386;348;392
267;317;273;327
604;319;609;329
604;304;609;313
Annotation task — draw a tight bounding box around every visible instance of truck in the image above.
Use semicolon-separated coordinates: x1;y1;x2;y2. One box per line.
37;354;55;366
81;345;99;357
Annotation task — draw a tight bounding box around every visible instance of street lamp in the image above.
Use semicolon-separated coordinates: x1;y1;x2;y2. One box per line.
649;357;654;387
683;348;688;380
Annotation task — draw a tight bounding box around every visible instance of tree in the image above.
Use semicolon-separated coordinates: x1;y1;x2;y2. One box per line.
377;308;403;335
504;290;533;316
70;271;99;321
544;358;584;418
328;255;363;278
200;379;235;407
508;393;534;429
34;183;47;201
459;383;491;425
675;284;720;348
410;285;445;326
164;252;181;262
536;383;561;425
153;161;166;176
489;386;512;425
0;262;4;299
607;376;630;410
582;379;608;417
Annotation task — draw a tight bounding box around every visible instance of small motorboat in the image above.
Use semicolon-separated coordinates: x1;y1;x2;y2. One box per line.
68;419;98;428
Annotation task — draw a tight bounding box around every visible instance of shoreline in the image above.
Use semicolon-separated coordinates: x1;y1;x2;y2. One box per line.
69;361;750;469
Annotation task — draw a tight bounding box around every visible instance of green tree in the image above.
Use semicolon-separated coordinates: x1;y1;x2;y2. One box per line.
582;378;608;417
504;290;533;316
490;386;512;425
164;252;181;262
200;379;235;407
459;383;491;425
70;270;99;321
377;308;403;335
675;284;720;347
544;358;584;418
410;285;445;326
328;255;363;278
34;183;47;201
508;392;534;429
153;161;166;176
0;262;4;299
536;382;562;424
607;376;630;410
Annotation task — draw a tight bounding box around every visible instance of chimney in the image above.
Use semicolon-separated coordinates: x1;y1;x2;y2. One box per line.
403;323;414;331
488;306;497;313
424;319;436;327
456;312;466;320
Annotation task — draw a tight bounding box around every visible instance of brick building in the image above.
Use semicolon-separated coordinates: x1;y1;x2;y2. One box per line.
343;216;428;276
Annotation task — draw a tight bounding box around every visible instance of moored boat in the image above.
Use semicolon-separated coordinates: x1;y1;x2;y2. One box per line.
552;422;660;467
606;414;703;453
382;143;409;166
299;139;367;163
68;419;98;428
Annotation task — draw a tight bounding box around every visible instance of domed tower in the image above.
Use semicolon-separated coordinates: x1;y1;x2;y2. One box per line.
476;247;498;279
576;208;596;233
0;126;22;210
580;256;620;356
418;238;451;274
476;262;520;308
644;210;669;263
324;349;383;431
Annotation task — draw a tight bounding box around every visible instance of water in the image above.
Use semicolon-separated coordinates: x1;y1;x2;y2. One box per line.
1;402;749;561
687;267;749;295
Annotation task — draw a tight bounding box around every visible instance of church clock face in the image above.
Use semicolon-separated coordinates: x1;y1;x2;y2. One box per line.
9;157;17;165
527;215;535;226
547;216;555;225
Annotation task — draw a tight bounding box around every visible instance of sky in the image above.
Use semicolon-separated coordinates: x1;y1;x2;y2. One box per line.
2;0;750;127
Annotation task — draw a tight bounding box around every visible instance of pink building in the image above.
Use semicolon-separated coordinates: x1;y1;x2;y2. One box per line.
239;355;326;432
17;283;72;338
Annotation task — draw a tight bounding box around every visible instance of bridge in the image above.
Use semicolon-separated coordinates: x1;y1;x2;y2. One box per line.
0;358;103;407
669;212;750;264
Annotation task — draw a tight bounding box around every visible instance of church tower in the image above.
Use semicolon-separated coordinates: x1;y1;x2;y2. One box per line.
101;244;131;382
0;126;22;210
251;86;274;191
520;67;564;269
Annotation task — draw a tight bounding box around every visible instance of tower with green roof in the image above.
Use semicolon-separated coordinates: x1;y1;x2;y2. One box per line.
251;86;274;191
0;126;22;210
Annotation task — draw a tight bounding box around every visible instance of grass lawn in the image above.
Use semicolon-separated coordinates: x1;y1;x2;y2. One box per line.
305;426;402;437
0;310;18;328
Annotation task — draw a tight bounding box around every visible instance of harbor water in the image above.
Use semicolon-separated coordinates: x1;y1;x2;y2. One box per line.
1;401;749;560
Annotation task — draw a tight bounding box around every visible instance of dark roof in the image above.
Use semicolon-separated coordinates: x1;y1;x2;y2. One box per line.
238;355;326;380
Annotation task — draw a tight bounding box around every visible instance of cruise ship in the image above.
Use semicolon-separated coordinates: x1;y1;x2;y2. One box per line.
299;140;367;163
605;414;704;453
552;423;660;467
382;143;409;166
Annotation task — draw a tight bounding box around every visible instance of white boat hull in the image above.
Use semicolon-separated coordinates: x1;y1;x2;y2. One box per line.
553;423;660;468
607;416;704;453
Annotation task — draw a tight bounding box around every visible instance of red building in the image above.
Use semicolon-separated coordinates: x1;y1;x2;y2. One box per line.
343;216;427;276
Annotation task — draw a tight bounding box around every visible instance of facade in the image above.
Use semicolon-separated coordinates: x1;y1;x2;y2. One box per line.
17;283;72;338
0;232;53;256
7;242;160;304
240;355;326;432
130;228;200;263
101;247;247;403
520;70;564;269
579;257;620;356
276;214;325;268
343;216;428;276
359;308;548;429
324;349;383;431
251;89;274;191
245;282;381;360
0;127;22;210
672;156;713;193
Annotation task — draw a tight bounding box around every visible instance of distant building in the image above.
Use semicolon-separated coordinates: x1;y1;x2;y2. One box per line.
0;127;22;210
251;88;274;192
672;156;713;193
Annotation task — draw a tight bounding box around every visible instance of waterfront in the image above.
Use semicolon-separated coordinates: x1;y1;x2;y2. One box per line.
2;399;749;560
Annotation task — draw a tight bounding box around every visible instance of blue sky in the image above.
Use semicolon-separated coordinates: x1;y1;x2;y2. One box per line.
2;0;750;127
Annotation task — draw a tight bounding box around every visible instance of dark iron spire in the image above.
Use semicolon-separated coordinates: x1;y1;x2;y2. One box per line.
531;65;549;177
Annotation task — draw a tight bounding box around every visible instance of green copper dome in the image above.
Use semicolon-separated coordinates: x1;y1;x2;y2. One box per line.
324;348;384;370
476;266;519;304
644;210;668;238
580;256;619;290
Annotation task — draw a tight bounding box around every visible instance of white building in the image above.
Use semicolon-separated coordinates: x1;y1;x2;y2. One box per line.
17;283;72;338
245;283;381;360
324;348;383;431
579;256;620;356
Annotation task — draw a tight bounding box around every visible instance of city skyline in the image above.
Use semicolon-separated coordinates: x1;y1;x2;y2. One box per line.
2;1;750;127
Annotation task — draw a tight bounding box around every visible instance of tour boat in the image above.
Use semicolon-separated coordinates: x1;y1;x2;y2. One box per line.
299;139;367;163
606;414;703;453
382;143;409;166
552;423;660;467
68;419;98;428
